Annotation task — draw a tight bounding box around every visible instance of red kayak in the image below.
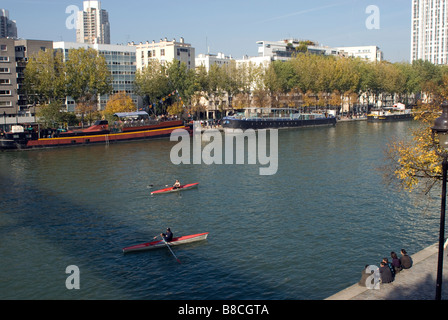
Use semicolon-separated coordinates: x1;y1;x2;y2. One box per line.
150;183;199;195
122;232;209;253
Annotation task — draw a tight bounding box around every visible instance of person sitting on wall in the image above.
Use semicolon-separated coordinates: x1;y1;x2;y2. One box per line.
400;249;413;269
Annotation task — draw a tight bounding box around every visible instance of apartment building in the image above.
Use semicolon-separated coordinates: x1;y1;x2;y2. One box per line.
411;0;448;64
256;39;383;62
0;38;15;116
53;41;138;111
0;38;52;123
0;9;17;39
195;52;233;72
76;0;110;45
130;37;195;71
336;46;383;62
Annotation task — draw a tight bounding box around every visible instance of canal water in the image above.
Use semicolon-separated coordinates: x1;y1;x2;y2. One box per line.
0;120;442;300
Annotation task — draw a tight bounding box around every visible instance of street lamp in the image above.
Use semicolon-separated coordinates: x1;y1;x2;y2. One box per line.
431;101;448;300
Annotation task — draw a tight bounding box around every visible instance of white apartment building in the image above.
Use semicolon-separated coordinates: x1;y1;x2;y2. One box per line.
76;0;110;45
411;0;448;64
195;52;233;72
234;55;272;69
53;42;138;111
256;39;383;62
130;37;195;71
336;46;383;62
256;39;342;61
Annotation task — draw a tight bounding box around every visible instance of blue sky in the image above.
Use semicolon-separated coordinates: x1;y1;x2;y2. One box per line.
2;0;412;62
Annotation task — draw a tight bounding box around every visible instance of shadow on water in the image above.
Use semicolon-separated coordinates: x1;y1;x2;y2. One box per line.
0;156;286;300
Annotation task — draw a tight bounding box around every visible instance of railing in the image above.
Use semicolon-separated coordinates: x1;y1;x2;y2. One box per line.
120;119;160;128
1;114;35;126
231;113;328;121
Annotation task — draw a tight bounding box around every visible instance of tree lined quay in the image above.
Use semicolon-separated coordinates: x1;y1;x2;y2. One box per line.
135;53;448;118
22;47;448;128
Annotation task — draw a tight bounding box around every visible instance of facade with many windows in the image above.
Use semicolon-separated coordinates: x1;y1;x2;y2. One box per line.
256;39;383;62
0;38;15;116
53;42;138;111
411;0;448;64
130;37;195;71
0;38;52;125
76;0;110;45
336;46;383;62
0;9;17;39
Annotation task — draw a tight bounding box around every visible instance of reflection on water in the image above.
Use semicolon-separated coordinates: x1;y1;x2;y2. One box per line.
0;120;441;300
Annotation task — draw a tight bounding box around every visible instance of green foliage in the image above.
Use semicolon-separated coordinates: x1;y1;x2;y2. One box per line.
24;47;112;128
134;59;170;112
23;50;66;105
65;48;113;103
35;102;65;127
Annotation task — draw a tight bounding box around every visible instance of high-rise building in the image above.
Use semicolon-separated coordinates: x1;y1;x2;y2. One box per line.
76;1;110;44
411;0;448;64
0;9;17;39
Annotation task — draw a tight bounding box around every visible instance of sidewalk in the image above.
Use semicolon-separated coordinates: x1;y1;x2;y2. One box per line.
326;242;448;300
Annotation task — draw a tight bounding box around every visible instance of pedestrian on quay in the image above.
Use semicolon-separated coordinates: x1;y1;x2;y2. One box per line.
391;251;402;273
400;249;413;269
358;265;373;287
382;257;396;279
379;261;394;284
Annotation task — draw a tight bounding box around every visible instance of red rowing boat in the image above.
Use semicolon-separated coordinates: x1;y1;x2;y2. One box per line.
150;183;199;195
122;232;209;253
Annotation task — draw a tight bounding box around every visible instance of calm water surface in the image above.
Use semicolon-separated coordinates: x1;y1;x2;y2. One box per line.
0;120;442;300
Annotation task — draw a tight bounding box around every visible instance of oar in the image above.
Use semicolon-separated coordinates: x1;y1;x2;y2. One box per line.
154;234;181;263
162;238;181;264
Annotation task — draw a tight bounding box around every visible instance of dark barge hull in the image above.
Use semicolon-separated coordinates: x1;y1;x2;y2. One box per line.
0;121;188;151
222;117;337;130
367;114;413;122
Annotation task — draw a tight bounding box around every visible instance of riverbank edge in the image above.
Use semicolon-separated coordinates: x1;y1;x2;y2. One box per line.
325;242;442;300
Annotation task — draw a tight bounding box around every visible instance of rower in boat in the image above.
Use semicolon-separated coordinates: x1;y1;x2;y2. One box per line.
154;228;173;242
173;179;181;189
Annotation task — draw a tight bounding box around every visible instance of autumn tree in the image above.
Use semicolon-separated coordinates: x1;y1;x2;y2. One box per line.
65;48;112;125
165;60;197;106
385;72;448;194
167;101;185;118
23;50;66;105
23;50;68;128
134;59;170;114
103;91;136;117
385;103;441;193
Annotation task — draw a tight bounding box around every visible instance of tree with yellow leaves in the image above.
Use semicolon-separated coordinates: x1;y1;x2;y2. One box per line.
167;101;185;118
385;74;448;193
103;91;136;117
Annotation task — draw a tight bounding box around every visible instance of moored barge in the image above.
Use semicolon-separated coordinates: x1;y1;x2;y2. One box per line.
222;108;337;130
367;103;413;122
0;111;189;150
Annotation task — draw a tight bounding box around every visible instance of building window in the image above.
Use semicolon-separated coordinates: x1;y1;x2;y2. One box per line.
161;49;165;56
0;79;11;85
0;90;12;96
0;45;7;51
0;56;10;62
0;101;12;107
0;68;9;73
